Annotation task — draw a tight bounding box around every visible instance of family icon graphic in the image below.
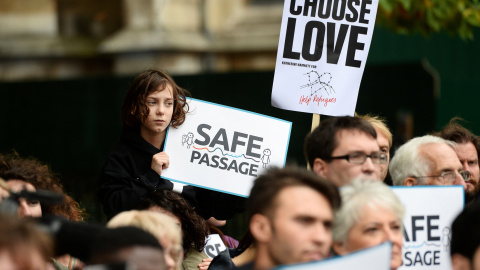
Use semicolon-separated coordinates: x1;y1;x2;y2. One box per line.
182;132;194;148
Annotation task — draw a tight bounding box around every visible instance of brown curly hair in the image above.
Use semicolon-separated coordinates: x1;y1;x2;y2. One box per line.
136;190;209;252
0;153;86;221
121;69;190;130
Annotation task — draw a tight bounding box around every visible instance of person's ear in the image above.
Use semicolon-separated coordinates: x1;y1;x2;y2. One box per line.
250;214;272;243
404;177;417;186
332;242;348;255
313;158;328;178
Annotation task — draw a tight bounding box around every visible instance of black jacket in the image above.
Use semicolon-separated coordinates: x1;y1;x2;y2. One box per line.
209;248;244;270
98;128;245;220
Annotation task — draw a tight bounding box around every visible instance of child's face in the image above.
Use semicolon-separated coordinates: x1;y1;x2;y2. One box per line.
141;85;174;136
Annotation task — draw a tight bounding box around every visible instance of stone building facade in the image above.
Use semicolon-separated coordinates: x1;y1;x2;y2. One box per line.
0;0;284;81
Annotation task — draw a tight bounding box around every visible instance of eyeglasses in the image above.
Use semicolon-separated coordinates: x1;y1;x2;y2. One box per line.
415;170;471;184
326;152;388;164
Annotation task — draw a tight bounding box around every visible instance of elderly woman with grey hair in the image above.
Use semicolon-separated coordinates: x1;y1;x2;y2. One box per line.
332;179;405;270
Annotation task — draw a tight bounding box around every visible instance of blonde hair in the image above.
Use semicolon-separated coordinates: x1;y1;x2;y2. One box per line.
107;210;182;247
355;113;392;147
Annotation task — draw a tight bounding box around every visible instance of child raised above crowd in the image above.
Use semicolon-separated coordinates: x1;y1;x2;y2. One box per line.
97;69;245;221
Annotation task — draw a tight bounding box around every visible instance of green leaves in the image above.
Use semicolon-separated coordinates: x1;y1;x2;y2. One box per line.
376;0;480;39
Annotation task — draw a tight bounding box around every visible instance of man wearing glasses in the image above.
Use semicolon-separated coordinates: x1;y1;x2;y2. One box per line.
389;135;468;189
304;116;386;187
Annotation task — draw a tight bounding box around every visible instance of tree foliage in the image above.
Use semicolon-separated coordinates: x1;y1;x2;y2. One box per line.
376;0;480;39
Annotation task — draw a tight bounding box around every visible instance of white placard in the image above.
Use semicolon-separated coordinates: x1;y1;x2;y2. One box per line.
392;186;464;270
204;234;227;258
162;98;292;197
276;242;391;270
271;0;379;116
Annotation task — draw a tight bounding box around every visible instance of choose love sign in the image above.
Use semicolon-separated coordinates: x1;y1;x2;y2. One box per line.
162;98;292;197
392;186;464;270
272;0;379;116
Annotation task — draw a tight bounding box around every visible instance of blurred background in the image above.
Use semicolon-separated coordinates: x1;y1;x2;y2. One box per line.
0;0;479;233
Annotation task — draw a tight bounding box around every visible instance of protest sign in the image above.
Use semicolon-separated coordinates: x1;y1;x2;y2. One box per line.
276;242;391;270
272;0;379;116
162;98;292;197
392;186;464;270
204;234;227;258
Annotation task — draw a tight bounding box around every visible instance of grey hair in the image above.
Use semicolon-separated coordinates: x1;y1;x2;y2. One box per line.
332;179;405;244
389;135;456;186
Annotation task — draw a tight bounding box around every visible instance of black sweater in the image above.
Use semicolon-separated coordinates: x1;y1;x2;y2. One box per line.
98;128;244;220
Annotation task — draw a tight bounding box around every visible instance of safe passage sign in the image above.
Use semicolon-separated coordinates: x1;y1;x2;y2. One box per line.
392;186;464;270
162;98;292;197
277;242;391;270
271;0;379;116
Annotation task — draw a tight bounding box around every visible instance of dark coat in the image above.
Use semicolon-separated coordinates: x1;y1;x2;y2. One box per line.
98;128;245;220
209;248;243;270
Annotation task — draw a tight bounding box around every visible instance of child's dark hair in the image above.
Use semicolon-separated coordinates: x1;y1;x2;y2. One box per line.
121;69;190;129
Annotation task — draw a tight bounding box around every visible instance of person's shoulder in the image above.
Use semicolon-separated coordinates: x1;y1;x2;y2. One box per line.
209;249;236;270
103;129;143;160
100;140;133;169
182;249;209;270
235;262;254;270
106;139;132;156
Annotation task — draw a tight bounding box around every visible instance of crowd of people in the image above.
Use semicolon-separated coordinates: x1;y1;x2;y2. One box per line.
1;68;480;270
